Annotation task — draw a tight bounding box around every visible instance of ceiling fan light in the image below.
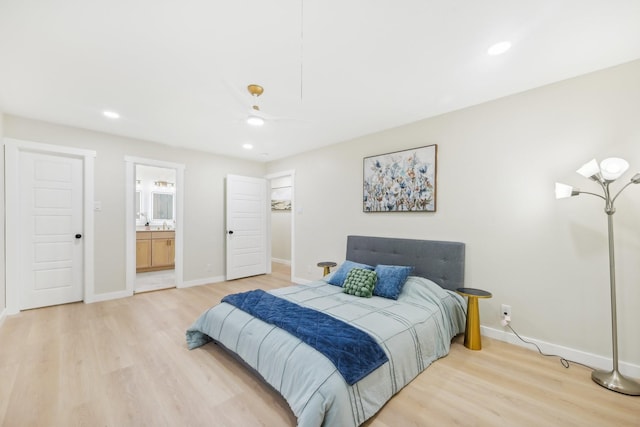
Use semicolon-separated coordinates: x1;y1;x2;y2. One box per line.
247;115;264;126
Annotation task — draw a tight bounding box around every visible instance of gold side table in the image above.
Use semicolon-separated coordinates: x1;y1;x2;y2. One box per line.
456;287;492;350
317;261;337;276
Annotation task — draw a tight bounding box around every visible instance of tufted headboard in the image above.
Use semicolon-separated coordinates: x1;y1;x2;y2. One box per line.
345;235;465;292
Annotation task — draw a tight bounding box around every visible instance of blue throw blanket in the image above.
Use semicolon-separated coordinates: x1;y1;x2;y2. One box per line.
221;289;389;385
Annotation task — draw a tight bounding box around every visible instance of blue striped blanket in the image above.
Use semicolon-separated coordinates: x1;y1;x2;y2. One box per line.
221;289;388;385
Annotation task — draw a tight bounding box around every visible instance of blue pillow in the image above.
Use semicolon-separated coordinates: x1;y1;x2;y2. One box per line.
327;260;374;286
373;265;413;299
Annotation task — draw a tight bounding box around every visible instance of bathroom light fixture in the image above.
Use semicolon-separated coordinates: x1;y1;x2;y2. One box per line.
487;41;511;56
103;110;120;119
242;143;253;150
555;157;640;396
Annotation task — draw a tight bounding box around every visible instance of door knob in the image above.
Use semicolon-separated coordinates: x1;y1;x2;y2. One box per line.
75;234;82;239
228;230;234;235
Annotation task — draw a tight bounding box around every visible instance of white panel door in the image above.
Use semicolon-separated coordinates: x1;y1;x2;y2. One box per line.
226;175;268;280
19;151;84;309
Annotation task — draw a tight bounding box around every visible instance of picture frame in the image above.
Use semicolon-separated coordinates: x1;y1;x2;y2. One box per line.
271;186;292;211
363;144;437;212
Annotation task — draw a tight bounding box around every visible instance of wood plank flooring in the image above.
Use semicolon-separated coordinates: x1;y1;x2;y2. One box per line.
1;263;638;426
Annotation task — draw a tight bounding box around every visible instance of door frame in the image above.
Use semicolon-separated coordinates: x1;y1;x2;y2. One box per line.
265;169;295;282
4;138;96;314
124;156;185;294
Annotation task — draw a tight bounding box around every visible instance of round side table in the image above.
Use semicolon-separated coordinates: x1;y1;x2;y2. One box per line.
317;261;337;276
456;287;492;350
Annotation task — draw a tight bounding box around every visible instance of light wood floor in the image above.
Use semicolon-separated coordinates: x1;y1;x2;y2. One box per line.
1;263;638;426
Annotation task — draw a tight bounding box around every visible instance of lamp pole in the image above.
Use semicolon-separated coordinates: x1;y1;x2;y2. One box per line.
556;159;640;396
589;180;640;395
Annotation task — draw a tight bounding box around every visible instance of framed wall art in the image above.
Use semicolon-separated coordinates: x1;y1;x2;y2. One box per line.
363;144;437;212
271;185;292;210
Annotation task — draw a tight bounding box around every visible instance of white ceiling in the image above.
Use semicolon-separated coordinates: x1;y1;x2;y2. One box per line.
1;1;639;162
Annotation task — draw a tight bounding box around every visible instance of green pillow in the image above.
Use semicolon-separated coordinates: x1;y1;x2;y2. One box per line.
343;268;377;298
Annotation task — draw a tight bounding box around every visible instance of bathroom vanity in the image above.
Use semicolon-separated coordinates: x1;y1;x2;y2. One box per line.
136;230;175;272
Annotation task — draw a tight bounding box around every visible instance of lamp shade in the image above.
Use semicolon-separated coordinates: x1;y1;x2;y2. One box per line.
600;158;629;181
576;159;601;179
555;182;577;199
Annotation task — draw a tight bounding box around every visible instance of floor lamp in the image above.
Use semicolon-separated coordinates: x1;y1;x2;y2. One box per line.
555;157;640;396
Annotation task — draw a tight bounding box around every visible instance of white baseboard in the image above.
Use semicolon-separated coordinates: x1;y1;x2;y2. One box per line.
271;258;291;266
292;276;312;285
180;275;226;288
482;325;640;379
85;289;132;303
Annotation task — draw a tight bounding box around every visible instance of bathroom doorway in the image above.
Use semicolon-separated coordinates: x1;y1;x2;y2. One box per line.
135;165;176;292
124;156;185;295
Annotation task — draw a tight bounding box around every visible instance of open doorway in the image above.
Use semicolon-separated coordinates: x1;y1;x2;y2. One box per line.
124;156;184;296
266;170;295;282
135;165;176;292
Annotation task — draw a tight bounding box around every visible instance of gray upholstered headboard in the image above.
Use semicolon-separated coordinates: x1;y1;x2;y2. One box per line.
345;235;465;292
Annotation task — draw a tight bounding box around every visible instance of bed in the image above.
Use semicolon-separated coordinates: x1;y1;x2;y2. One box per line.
186;235;467;426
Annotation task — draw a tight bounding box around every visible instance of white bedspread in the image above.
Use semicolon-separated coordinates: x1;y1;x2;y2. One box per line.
186;276;466;427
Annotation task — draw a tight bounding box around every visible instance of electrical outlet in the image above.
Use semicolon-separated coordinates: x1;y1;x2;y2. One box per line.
501;304;512;321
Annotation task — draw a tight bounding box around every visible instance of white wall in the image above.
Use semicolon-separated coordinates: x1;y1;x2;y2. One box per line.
0;112;5;319
267;60;640;368
4;115;266;294
271;212;291;263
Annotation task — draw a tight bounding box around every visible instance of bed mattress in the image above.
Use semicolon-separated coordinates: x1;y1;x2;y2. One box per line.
186;276;466;427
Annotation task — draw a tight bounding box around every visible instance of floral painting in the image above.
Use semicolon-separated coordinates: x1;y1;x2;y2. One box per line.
363;145;437;212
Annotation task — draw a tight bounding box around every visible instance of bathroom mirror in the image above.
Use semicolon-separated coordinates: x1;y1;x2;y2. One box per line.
152;192;174;220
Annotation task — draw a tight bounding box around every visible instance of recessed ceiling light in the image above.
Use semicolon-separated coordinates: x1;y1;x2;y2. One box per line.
242;143;253;150
487;41;512;56
103;110;120;119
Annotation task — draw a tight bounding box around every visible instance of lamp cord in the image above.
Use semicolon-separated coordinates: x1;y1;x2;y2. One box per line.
506;323;595;370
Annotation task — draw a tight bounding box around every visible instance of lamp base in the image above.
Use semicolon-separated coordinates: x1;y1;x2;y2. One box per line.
592;369;640;396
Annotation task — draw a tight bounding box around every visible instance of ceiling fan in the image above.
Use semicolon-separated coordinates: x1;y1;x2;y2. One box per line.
246;84;266;126
229;82;303;127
